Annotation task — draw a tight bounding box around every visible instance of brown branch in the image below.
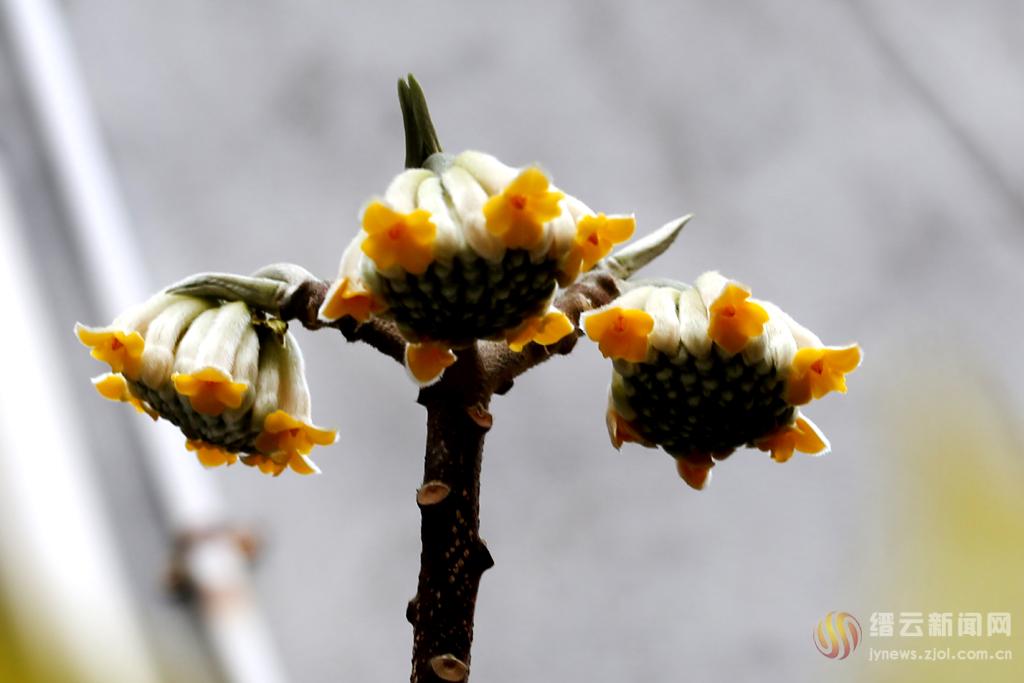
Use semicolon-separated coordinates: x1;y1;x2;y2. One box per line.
283;269;620;682
278;277;407;364
478;270;620;395
407;345;494;683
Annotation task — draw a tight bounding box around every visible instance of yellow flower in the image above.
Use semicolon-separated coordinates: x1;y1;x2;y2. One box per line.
79;294;336;477
186;440;239;468
405;342;458;386
249;410;336;476
754;415;830;463
91;372;156;418
590;274;860;490
505;309;574;352
171;367;249;416
706;282;769;355
482;167;564;249
360;201;437;275
319;277;385;323
786;345;863;405
583;307;654;362
572;213;636;272
76;326;145;378
322;150;637;385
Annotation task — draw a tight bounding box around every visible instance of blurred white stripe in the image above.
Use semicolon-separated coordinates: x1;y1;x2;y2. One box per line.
0;161;159;683
0;1;288;681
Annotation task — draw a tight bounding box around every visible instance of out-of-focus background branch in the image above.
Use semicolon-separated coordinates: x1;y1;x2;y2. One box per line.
0;1;1021;682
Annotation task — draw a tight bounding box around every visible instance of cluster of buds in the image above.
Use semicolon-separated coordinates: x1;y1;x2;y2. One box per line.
76;293;336;475
583;272;861;490
317;150;636;384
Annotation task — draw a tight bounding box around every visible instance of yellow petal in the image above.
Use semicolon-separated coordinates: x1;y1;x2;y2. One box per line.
319;277;384;322
482;167;564;249
75;324;146;378
360;201;437;274
707;283;769;354
675;455;714;491
583;307;654;362
185;440;238;468
254;409;337;456
575;214;635;271
506;310;574;352
405;343;457;385
786;344;862;405
91;372;154;416
172;367;248;416
754;416;830;463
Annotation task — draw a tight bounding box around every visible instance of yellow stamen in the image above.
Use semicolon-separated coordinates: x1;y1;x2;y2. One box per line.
405;343;457;385
707;283;769;354
171;368;248;416
482;167;564;249
754;416;829;463
360;201;437;274
583;307;654;362
320;277;384;322
574;214;635;272
185;440;239;468
506;310;574;352
786;345;862;405
676;456;714;491
91;372;155;418
75;324;145;378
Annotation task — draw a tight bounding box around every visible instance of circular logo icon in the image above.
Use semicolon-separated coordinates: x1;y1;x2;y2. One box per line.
813;611;861;660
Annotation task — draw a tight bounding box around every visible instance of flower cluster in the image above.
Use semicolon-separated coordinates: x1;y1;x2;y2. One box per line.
76;294;336;475
317;150;635;384
583;272;861;490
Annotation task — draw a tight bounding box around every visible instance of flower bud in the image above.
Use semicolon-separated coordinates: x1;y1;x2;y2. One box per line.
583;273;861;490
76;295;335;476
318;150;635;385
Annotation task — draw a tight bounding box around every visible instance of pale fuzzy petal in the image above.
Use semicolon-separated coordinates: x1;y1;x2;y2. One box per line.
383;169;433;213
110;292;179;336
442;165;505;262
416;176;463;264
139;296;211;389
762;300;823;349
677;287;712;358
226;325;260;416
171;307;219;375
251;335;284;428
276;332;313;421
553;195;593;257
693;270;732;311
454;150;518;195
562;194;596;222
740;300;796;370
526;194;565;263
644;286;681;355
192;302;252;376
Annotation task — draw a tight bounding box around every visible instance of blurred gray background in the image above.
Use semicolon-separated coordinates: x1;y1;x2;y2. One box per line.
2;1;1022;682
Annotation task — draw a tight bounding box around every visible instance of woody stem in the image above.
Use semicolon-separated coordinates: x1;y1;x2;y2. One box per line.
409;345;494;683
